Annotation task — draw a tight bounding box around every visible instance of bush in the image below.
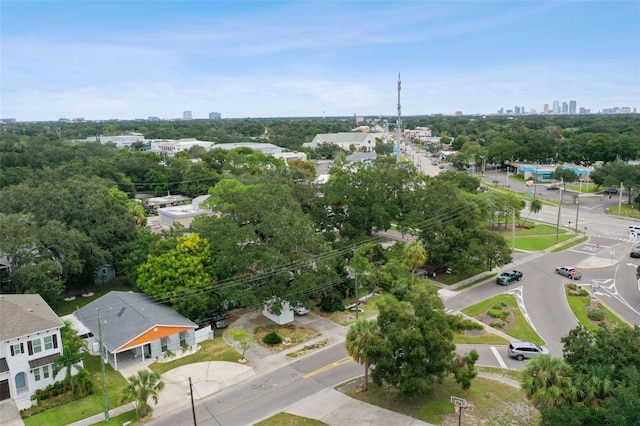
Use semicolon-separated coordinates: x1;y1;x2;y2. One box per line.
578;289;589;296
448;315;483;331
490;322;505;328
488;309;508;320
587;309;604;322
567;283;577;291
263;332;283;345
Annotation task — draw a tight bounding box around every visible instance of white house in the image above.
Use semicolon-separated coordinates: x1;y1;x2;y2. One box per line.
0;294;65;410
302;132;383;152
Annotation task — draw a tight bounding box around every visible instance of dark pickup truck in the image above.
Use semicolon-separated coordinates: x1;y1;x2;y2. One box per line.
496;270;523;285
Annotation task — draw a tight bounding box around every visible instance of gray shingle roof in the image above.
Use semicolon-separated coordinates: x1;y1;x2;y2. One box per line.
0;294;64;341
74;291;196;352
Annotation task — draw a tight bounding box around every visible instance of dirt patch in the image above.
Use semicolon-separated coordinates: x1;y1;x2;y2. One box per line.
254;324;320;352
474;305;515;331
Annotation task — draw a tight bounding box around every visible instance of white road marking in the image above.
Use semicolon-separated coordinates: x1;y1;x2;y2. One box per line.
490;346;508;369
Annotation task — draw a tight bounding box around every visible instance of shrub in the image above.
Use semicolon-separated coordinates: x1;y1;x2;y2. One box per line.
263;332;283;345
488;309;508;320
578;289;589;296
567;283;577;291
587;309;604;322
448;315;483;331
489;322;505;328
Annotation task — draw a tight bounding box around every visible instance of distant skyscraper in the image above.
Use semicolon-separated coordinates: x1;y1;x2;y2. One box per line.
569;100;576;114
543;104;549;114
562;102;568;113
552;101;560;114
514;106;520;114
209;112;221;120
183;111;193;120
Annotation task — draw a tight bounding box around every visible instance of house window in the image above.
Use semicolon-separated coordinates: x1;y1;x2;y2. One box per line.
43;365;50;379
44;336;53;350
11;343;23;356
161;338;168;353
32;339;42;354
179;332;187;346
34;368;41;381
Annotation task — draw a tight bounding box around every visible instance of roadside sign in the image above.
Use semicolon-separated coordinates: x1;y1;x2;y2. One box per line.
595;243;601;249
571;269;577;277
610;249;615;255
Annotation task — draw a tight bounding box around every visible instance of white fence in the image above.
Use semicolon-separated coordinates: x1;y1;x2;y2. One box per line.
195;325;213;343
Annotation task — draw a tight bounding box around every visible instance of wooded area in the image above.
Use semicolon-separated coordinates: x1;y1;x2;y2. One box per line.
0;115;638;326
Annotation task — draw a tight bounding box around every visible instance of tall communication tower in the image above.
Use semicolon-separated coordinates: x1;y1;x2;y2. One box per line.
396;72;402;164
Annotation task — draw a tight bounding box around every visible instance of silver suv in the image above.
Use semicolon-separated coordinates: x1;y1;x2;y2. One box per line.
507;341;549;361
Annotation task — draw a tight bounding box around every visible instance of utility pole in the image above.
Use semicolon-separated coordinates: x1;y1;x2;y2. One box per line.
189;377;197;426
396;72;402;165
353;248;359;321
556;183;563;243
98;309;109;421
575;194;580;233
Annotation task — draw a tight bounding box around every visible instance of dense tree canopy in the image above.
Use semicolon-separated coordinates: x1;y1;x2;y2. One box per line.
366;285;477;396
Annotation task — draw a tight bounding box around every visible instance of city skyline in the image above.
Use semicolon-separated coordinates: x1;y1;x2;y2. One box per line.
1;1;638;121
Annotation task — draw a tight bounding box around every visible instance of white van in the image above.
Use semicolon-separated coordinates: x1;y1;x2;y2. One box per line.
629;225;640;233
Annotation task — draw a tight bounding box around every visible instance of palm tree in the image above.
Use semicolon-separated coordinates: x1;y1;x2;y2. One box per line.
574;364;615;408
121;370;165;418
403;241;426;284
521;198;542;226
52;322;87;394
345;319;378;391
521;355;576;408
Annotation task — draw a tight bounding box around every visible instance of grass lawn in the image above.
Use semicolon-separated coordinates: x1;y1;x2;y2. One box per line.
551;235;589;252
24;355;132;426
324;293;381;326
461;294;545;346
433;265;487;286
511;234;574;251
455;273;497;291
255;413;327;425
341;375;539;425
453;332;510;345
254;323;320;352
149;337;241;376
565;292;626;333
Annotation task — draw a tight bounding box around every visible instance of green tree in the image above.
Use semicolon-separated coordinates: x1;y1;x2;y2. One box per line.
136;234;215;321
522;198;542;226
228;327;254;361
345;319;379;391
402;241;426;284
121;370;165;418
369;286;475;396
521;355;576;408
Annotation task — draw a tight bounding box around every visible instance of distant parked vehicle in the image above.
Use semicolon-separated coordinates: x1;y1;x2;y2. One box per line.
604;188;618;194
293;305;309;316
507;341;549;361
496;270;522;285
555;266;582;280
546;185;560;190
630;245;640;258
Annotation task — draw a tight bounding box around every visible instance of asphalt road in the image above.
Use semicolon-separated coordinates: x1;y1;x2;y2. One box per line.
148;344;357;426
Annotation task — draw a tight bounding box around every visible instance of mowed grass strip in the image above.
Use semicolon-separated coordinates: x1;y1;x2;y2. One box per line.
255;413;328;425
342;375;539;425
566;295;626;333
511;234;574;251
149;337;241;375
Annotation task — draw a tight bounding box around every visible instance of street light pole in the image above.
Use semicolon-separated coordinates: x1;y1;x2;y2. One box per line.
556;183;563;243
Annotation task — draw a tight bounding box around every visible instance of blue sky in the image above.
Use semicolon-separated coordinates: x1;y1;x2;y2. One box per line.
1;1;638;121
